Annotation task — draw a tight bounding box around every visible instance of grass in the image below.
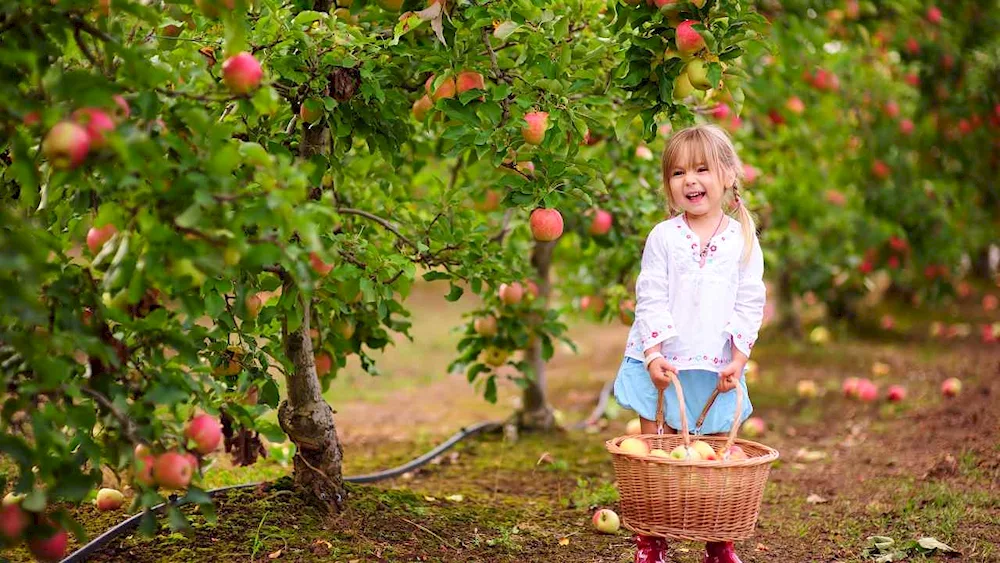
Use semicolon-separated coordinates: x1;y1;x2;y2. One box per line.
4;281;1000;561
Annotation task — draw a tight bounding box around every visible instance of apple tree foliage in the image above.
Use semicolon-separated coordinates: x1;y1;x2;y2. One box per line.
711;0;1000;327
0;0;768;551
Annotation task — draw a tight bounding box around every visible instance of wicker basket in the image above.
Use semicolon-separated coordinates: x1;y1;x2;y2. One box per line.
605;371;779;542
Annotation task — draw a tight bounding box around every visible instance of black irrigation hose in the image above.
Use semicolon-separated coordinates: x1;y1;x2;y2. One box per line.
62;383;619;563
61;421;504;563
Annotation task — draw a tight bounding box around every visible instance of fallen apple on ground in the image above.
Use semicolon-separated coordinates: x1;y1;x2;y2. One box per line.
592;508;621;534
941;377;961;398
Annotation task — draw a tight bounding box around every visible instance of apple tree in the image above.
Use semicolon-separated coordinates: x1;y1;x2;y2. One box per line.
0;0;769;557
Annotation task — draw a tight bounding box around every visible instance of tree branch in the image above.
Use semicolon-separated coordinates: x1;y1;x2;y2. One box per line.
78;385;141;445
335;207;419;253
72;25;102;70
490;209;515;244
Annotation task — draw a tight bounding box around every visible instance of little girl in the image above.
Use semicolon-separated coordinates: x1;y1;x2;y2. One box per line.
613;124;766;563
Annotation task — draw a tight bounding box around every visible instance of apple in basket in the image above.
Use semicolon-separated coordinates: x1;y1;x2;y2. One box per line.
669;444;702;460
619;437;650;456
592;509;621;534
719;445;748;461
625;417;642;435
649;448;671;459
690;440;718;460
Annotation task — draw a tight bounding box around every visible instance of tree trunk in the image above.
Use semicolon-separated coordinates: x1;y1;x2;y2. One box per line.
518;240;556;430
277;100;345;514
278;283;347;514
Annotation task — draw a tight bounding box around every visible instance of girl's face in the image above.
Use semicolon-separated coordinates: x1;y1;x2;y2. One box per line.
666;153;730;219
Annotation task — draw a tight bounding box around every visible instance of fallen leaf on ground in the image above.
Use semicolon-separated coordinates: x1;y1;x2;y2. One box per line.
806;493;828;504
558;537;570;546
445;494;464;502
755;543;769;552
268;549;282;559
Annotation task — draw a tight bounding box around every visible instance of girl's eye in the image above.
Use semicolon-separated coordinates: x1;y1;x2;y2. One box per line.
672;170;683;176
698;166;709;172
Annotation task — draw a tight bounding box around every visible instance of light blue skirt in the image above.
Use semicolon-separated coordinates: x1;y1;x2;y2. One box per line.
613;357;752;435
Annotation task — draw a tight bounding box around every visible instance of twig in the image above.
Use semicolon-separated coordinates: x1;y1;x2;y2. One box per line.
263;265;288;279
335;208;419;253
69;16;117;44
448;156;463;192
72;25;102;70
398;516;458;550
79;385;140;445
481;27;513;127
490;208;516;244
155;87;252;103
500;160;532;181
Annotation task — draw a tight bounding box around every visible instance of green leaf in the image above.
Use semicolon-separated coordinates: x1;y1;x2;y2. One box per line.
483;375;498;404
466;362;489;383
175;205;203;229
256;420;286;443
198;501;218;524
445;283;464;302
21;489;47;513
166;505;189;532
239;142;271;167
493;21;520;40
207;144;241;176
260;379;280;407
205;291;225;319
291;10;325;26
422;270;451;282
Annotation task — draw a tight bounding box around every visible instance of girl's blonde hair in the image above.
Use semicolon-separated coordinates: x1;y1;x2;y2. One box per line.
661;123;757;264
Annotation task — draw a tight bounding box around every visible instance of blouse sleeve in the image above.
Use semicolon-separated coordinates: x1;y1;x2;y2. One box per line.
634;224;679;352
723;235;766;357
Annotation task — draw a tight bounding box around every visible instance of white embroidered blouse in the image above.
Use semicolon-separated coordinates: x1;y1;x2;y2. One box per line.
623;214;766;372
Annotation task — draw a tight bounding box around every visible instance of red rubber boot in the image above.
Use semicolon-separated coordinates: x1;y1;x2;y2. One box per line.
706;541;743;563
634;535;668;563
702;542;719;563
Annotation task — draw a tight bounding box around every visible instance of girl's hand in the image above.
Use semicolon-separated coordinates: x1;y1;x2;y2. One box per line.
717;360;746;392
648;358;678;390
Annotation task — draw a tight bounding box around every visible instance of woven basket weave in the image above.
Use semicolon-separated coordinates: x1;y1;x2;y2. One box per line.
605;371;779;542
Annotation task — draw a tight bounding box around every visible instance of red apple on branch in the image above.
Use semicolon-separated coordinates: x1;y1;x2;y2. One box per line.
221;52;263;94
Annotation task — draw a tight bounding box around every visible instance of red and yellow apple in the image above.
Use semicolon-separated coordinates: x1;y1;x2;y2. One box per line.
529;208;564;241
95;488;125;511
592;508;620;534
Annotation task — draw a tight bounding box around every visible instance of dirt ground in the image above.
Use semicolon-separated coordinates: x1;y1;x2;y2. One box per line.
4;283;999;562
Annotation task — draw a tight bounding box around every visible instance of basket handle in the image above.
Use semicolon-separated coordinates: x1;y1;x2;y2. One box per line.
656;374;744;451
654;370;689;446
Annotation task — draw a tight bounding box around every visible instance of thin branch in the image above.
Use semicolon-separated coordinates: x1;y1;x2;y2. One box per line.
481;27;514;128
70;16;117;44
335;207;419;252
263;265;288;279
174;225;226;247
155;87;253;103
490;208;515;244
448;156;463;192
398;516;459;551
72;25;102;70
79;385;140;445
500;160;532;181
